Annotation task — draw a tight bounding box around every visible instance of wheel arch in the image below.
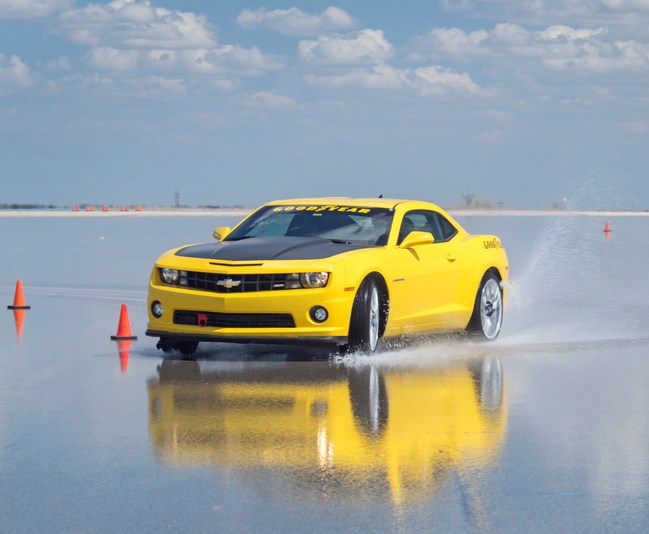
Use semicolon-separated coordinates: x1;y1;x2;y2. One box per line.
466;265;503;310
471;266;504;312
481;265;505;303
484;266;503;283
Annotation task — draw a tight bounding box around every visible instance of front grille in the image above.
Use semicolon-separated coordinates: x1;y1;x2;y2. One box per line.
178;271;297;293
174;310;296;328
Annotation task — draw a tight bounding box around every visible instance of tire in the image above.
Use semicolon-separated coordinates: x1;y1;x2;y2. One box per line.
177;341;199;356
156;338;199;356
467;272;503;340
348;278;381;354
156;338;175;354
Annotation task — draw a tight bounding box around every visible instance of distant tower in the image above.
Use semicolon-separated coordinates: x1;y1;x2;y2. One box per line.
174;189;180;208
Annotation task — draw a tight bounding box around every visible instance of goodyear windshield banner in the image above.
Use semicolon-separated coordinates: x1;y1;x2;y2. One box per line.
272;205;373;214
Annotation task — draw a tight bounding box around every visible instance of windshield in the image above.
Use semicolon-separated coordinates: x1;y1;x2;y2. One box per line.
226;205;394;246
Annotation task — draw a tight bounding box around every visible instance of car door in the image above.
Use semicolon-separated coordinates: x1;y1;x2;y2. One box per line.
388;210;461;333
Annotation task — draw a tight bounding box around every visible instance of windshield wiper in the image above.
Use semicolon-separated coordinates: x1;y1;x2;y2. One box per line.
328;238;352;245
225;235;254;242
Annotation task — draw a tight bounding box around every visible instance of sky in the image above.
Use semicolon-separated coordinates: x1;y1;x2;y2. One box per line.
0;0;648;209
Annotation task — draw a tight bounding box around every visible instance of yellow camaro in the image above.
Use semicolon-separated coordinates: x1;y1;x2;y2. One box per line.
146;198;508;355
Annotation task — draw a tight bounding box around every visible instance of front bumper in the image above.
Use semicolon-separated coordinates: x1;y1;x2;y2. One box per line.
145;329;347;347
146;278;355;347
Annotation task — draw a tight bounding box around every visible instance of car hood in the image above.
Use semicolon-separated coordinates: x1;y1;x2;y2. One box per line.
174;236;370;261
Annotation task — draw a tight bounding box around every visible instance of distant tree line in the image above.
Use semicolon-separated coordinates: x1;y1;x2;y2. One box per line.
460;193;504;209
199;204;246;209
0;203;57;209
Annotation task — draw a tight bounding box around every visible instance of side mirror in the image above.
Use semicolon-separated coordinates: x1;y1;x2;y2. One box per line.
400;231;434;248
213;227;231;241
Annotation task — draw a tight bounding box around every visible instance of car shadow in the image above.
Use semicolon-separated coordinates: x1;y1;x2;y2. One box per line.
138;341;337;362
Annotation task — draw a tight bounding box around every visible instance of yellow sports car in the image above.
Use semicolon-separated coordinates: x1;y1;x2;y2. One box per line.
146;198;508;355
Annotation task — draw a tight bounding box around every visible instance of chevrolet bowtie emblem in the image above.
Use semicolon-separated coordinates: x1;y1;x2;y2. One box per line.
217;278;241;289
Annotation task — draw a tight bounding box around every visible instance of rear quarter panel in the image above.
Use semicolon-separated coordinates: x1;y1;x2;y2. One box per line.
455;234;508;328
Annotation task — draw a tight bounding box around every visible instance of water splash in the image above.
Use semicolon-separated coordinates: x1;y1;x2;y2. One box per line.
503;163;648;344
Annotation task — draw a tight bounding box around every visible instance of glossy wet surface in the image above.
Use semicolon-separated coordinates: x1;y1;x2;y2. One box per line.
1;213;648;533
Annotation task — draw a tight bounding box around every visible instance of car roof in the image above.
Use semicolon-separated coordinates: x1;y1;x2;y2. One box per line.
264;197;443;211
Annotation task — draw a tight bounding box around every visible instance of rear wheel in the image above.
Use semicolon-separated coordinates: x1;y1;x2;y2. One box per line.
467;272;503;340
348;278;381;354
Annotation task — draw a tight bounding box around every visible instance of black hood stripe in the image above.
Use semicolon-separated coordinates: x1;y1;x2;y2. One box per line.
175;236;370;261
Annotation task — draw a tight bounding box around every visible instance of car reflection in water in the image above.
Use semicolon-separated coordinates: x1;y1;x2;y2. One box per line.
148;354;507;508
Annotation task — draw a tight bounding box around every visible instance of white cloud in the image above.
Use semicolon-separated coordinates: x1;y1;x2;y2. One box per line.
481;109;518;121
490;22;535;46
299;29;394;65
475;129;509;144
64;70;186;97
602;0;649;9
45;56;73;72
210;45;284;76
57;1;283;86
439;0;474;12
539;25;608;40
560;96;595;105
413;27;489;58
139;75;185;94
82;45;283;77
413;65;481;94
525;0;649;13
619;120;649;133
245;91;298;110
412;22;649;72
59;0;215;49
0;0;70;18
440;0;649;24
542;40;649;71
236;6;356;36
304;63;482;96
0;54;33;88
411;23;541;60
83;47;139;72
304;64;405;89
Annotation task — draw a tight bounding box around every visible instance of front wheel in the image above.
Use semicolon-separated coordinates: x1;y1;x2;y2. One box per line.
467;272;503;340
348;278;381;354
156;339;199;356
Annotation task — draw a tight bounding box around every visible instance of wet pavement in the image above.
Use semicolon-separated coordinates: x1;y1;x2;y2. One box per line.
1;213;648;533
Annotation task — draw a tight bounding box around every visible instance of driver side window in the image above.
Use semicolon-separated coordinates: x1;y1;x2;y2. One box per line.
397;210;457;244
397;216;416;244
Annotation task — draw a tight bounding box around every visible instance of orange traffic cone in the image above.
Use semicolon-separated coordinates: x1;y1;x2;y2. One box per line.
7;280;30;310
116;339;131;373
111;304;138;340
603;221;611;233
13;309;25;341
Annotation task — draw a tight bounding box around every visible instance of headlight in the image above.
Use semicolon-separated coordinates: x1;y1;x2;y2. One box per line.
160;268;188;286
299;272;329;288
160;268;179;284
284;272;329;289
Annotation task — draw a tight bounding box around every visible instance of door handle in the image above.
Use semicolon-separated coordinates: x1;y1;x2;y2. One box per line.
447;254;456;262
